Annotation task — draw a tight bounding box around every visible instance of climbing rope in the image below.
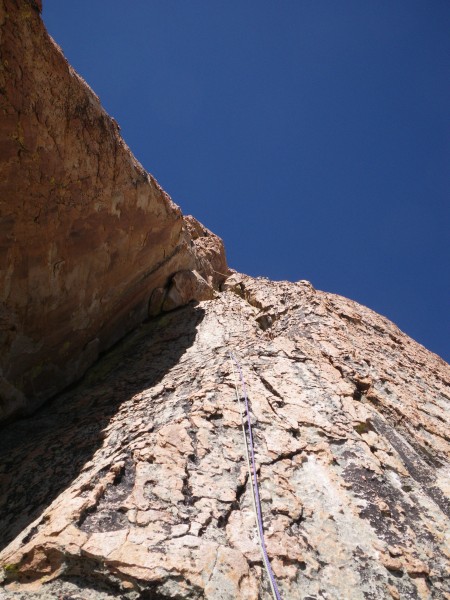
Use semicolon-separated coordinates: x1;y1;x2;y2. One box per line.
229;351;282;600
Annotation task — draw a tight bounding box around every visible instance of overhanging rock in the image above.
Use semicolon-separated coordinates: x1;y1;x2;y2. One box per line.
0;0;229;421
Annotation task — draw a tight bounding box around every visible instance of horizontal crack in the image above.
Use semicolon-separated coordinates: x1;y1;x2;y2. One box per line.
263;448;305;466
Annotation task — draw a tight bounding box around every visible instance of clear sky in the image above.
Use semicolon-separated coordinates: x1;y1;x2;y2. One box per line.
43;1;449;363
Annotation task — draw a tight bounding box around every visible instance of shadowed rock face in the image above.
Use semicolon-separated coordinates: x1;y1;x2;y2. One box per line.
0;274;449;599
0;0;228;421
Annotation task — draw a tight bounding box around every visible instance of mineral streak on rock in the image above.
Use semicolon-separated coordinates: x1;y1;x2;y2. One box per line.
0;274;449;599
0;0;228;422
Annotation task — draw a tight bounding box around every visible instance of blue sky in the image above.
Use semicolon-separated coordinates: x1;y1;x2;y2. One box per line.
43;1;449;362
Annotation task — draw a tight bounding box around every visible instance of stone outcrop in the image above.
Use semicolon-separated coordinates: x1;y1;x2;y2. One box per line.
0;274;449;599
0;0;229;422
1;2;449;599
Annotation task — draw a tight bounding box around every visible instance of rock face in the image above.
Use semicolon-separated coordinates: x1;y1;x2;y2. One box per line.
0;274;449;599
1;2;449;599
0;0;228;422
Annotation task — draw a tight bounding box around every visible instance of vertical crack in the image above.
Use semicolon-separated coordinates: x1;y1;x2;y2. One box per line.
217;473;249;528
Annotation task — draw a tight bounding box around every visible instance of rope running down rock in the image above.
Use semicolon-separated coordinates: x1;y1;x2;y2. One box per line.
229;351;282;600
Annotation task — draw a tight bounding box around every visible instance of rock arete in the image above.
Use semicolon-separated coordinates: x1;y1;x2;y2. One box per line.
0;2;449;599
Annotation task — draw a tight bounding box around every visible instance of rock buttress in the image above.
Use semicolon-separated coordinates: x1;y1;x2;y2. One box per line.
0;0;228;421
0;275;448;599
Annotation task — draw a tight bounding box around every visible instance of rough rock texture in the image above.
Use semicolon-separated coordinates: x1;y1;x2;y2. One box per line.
0;0;228;422
1;2;449;598
1;273;449;599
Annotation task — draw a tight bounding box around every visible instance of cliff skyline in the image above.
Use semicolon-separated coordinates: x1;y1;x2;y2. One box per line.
43;0;450;363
